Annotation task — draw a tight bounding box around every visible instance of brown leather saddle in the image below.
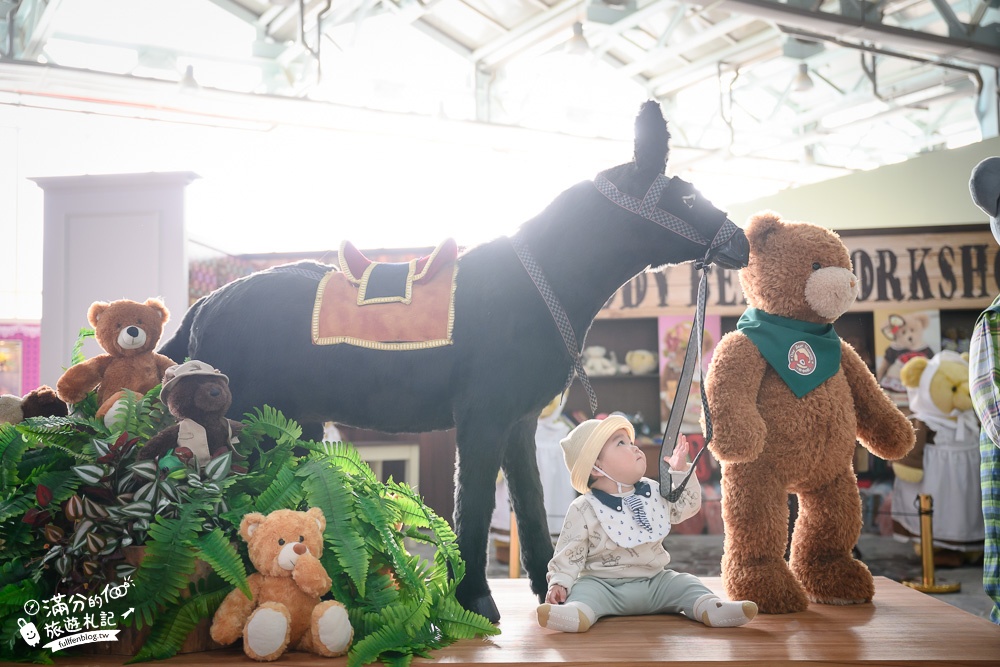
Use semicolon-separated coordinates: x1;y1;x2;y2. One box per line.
311;238;459;349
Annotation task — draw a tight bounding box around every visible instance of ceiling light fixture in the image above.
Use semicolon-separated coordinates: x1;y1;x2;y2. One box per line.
792;62;814;93
565;22;591;56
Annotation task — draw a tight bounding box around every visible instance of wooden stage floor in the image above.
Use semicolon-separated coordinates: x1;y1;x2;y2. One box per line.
45;577;1000;666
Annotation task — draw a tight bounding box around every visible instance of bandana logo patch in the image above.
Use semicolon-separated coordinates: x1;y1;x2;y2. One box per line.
788;341;817;376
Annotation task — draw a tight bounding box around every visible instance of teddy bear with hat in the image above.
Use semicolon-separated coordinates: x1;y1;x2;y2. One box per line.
138;360;242;466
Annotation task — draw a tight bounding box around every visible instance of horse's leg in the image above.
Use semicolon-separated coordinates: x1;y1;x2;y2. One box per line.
502;415;554;603
453;413;506;624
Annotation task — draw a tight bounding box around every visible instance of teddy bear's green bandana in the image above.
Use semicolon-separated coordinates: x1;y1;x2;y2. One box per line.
737;308;841;398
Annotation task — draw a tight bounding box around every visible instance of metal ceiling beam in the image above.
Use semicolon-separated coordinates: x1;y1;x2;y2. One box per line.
716;0;1000;67
617;14;761;78
472;0;581;68
646;26;781;95
12;0;64;60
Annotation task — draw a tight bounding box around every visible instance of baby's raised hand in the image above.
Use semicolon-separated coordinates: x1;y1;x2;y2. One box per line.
664;435;691;472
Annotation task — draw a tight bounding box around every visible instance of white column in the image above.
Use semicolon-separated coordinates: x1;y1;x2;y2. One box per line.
31;172;198;388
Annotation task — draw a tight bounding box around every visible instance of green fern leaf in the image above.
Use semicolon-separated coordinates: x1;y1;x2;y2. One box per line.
305;440;377;482
347;600;433;667
253;462;302;514
241;406;302;445
70;327;96;365
127;583;230;663
193;528;251;599
298;459;369;595
0;424;28;489
0;493;34;523
434;597;500;640
130;503;205;627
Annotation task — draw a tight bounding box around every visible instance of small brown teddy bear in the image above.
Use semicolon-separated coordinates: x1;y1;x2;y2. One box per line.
137;360;242;466
705;211;914;614
56;298;176;421
0;385;68;425
210;508;354;661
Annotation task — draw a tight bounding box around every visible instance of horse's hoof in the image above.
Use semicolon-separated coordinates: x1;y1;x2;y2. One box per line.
465;594;500;624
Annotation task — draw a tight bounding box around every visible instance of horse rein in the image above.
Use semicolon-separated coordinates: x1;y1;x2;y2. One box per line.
658;249;714;501
510;234;600;415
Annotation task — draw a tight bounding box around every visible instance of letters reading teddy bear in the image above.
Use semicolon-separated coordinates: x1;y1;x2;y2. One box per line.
56;298;177;423
210;508;353;662
705;211;915;614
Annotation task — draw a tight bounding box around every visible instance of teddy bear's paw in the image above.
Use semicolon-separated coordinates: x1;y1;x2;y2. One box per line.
724;560;808;614
244;602;291;662
311;600;353;657
796;557;874;606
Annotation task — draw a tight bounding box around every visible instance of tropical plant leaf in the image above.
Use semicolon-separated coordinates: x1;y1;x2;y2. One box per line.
33;469;81;506
194;528;250;599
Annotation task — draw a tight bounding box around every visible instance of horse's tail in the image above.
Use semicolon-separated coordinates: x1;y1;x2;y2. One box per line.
158;296;204;363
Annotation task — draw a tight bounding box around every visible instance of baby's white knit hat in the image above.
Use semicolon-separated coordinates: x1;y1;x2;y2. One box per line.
559;414;635;494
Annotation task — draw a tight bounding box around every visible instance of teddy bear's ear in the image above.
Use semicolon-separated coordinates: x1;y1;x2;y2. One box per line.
240;512;266;542
961;352;970;363
900;356;929;388
744;210;784;249
307;507;327;534
911;313;930;329
87;301;110;327
144;298;170;324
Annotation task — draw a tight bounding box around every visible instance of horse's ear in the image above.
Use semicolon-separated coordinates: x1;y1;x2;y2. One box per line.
745;210;784;249
633;100;669;175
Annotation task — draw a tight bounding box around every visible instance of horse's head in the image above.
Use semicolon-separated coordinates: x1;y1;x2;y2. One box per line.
594;101;749;271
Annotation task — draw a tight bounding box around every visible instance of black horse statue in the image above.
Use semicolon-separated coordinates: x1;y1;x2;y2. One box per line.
159;101;749;623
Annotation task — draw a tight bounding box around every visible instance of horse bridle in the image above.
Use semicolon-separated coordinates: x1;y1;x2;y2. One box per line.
511;171;730;501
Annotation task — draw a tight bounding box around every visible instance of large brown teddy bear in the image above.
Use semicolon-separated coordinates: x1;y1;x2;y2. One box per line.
56;298;176;421
210;508;353;661
705;212;914;614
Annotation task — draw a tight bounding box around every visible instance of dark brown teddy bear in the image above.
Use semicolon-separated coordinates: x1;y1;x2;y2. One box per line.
56;298;176;420
138;360;242;466
705;212;914;614
0;385;68;425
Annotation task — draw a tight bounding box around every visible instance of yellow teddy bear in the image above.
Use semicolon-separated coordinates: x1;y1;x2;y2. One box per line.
210;508;353;661
891;351;984;563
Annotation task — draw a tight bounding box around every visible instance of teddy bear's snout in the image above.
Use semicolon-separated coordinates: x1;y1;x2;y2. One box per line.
277;540;309;570
805;266;858;321
117;326;148;351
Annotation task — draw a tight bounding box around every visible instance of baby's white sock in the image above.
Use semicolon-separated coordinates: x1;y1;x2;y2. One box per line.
536;601;596;633
691;594;758;627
